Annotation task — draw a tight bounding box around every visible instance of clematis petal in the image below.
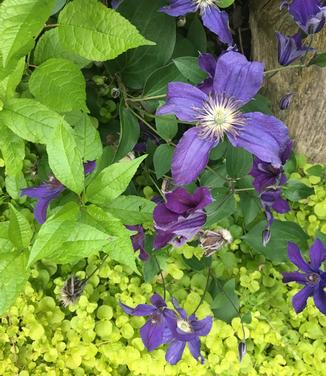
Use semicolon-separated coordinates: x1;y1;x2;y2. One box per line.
165;187;196;214
119;302;156;316
190;316;213;336
83;160;96;175
153;203;178;226
289;0;320;26
292;285;314;313
157;82;207;122
150;294;166;308
165;340;186;365
309;239;326;270
34;198;52;224
282;271;307;284
213;51;264;104
140;318;165;351
313;286;326;314
288;243;312;273
271;193;290;213
201;5;233;45
199;53;216;77
192;187;214;210
188;337;204;363
276;32;312;66
160;0;196;17
228;112;289;167
172;127;217;185
21;182;64;199
153;230;174;249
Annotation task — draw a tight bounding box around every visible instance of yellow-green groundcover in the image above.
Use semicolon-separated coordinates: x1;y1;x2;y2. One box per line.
1;156;325;376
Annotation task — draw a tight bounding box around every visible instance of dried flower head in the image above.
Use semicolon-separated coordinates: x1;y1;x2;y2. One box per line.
60;276;87;307
200;228;233;256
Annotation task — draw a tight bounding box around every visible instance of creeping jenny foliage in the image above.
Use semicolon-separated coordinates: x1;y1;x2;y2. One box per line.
0;0;325;374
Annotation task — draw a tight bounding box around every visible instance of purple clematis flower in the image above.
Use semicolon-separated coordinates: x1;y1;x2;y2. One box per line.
157;51;290;185
21;161;96;224
276;32;313;66
288;0;326;34
283;240;326;314
153;187;213;249
120;294;176;351
160;0;234;46
198;53;217;94
164;297;213;365
279;92;295;110
126;225;149;261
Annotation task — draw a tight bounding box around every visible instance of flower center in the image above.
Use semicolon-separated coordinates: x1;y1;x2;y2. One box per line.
193;0;215;10
306;272;320;285
196;94;246;141
177;319;193;333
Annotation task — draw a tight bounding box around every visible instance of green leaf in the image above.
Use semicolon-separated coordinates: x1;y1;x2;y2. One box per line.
8;204;33;250
153;144;174;179
309;53;326;67
306;164;325;177
86;205;138;273
205;189;236;226
239;191;261;225
105;195;155;225
143;62;186;97
0;250;29;315
28;202;80;266
187;16;207;52
43;222;111;264
173;56;207;84
217;0;235;8
0;0;55;78
110;0;175;89
58;0;154;62
65;111;103;161
0;58;25;101
29;58;87;112
33;28;89;68
243;220;309;262
211;278;239;323
46;122;84;194
114;105;140;162
5;172;26;200
283;180;314;201
51;0;66;15
0;98;68;144
86;155;147;205
226;144;253;178
0;122;25;176
0;222;14;253
182;255;212;271
155;113;178;141
241;94;272;115
143;253;167;283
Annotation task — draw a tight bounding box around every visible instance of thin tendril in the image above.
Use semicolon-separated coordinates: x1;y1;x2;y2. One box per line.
193;267;211;315
153;254;167;300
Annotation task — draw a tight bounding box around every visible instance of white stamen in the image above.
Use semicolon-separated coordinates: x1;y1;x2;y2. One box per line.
177;319;193;333
193;0;215;10
195;94;246;141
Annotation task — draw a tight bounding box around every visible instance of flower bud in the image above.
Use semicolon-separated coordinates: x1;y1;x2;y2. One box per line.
177;16;186;27
161;178;177;193
199;229;233;257
262;227;271;247
60;276;87;307
238;340;247;363
111;87;120;99
279;92;294;110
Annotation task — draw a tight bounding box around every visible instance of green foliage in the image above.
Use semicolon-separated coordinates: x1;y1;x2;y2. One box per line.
155;113;178;141
86;155;147;205
211;278;239;323
8;204;33;250
217;0;236;8
173;56;207;84
58;0;154;62
309;52;326;67
226;144;253;178
29;58;88;112
153;144;174;179
283;180;315;201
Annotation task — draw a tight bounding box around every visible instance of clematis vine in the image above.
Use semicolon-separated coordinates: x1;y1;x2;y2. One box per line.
164;297;213;364
153;187;213;249
21;161;96;224
126;225;149;261
283;240;326;314
276;32;313;66
120;294;176;351
160;0;234;46
157;51;291;185
283;0;326;34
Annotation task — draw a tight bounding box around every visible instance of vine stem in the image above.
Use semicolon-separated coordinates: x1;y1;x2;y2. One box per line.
193;267;211;315
85;254;109;282
264;64;306;75
127;94;166;102
153;254;167;301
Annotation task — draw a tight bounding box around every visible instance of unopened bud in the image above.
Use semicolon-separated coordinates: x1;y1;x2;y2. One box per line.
161;178;177;194
60;276;87;307
262;227;271;247
119;152;135;162
238;340;247;363
200;229;233;257
279;92;294;110
177;16;186;27
111;87;120;98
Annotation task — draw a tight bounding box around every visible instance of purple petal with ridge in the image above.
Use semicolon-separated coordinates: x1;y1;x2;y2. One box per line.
282;271;307;284
140;319;165;351
309;239;326;270
228;112;289;167
157;82;207;122
190;316;213;336
213;51;264;104
292;285;314;313
188;337;203;363
172;127;217;185
165;340;186;365
150;294;166;308
288;243;312;273
313;286;326;314
201;5;233;45
119;302;156;316
160;0;196;17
